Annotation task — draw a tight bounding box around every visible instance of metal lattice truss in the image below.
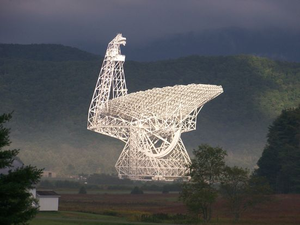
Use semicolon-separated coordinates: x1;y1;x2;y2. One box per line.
88;34;223;181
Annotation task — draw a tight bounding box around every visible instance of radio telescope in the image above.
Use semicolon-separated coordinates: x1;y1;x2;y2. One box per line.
87;34;223;181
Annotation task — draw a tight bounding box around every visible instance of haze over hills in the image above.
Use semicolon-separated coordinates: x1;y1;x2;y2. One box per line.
0;44;300;175
5;28;298;63
78;28;300;62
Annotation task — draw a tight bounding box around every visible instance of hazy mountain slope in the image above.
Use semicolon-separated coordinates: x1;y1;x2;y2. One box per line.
1;45;299;175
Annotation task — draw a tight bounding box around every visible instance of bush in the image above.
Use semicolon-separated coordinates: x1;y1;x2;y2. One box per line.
78;186;87;194
131;186;143;194
103;210;118;216
138;213;188;223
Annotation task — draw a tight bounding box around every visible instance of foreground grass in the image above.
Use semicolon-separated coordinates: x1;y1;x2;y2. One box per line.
31;211;188;225
30;210;300;225
31;193;300;225
30;211;133;225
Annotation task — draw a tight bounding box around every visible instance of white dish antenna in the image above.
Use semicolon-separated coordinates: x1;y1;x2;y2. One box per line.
88;34;223;181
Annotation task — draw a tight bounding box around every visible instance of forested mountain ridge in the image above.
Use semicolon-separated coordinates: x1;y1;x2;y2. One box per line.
0;44;100;61
1;44;299;175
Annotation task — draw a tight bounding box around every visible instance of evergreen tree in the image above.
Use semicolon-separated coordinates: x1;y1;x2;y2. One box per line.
0;113;43;225
256;106;300;193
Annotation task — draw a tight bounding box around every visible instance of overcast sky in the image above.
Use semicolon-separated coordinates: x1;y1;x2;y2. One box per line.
1;0;300;52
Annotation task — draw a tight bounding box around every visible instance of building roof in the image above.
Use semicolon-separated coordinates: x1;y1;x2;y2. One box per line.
0;158;24;175
36;191;60;196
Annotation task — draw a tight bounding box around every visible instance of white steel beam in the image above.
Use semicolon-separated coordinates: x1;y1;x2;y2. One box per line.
87;34;223;181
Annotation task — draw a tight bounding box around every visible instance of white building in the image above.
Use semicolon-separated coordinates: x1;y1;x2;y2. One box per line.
0;158;60;211
36;191;60;211
0;157;23;175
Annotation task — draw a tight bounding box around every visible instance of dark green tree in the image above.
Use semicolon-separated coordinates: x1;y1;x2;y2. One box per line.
256;106;300;193
131;186;143;194
220;166;271;222
0;113;43;225
78;186;87;194
180;144;227;222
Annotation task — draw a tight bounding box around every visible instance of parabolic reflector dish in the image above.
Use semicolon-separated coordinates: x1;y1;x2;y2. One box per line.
87;34;223;181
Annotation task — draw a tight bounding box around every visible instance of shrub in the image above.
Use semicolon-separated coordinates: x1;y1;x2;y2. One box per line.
103;210;118;216
131;186;143;194
78;186;87;194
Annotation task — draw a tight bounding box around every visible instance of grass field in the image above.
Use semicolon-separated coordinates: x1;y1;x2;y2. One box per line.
31;211;144;225
31;211;189;225
31;192;300;225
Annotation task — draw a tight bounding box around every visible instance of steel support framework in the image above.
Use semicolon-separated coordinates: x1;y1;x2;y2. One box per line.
88;34;223;181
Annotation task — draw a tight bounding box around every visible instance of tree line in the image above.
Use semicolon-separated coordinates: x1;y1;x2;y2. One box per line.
256;105;300;193
180;144;271;222
181;105;300;222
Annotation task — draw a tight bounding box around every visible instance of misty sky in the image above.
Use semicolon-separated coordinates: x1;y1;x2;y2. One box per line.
1;0;300;53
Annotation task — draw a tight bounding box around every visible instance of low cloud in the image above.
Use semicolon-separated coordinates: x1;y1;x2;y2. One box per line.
0;0;299;49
